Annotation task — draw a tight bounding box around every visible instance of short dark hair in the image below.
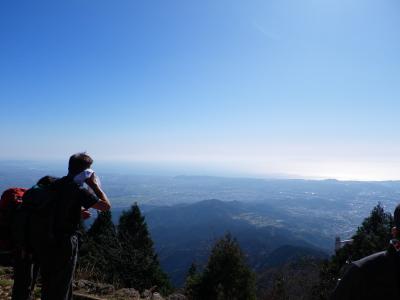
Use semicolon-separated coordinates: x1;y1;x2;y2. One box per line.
68;152;93;176
37;176;58;186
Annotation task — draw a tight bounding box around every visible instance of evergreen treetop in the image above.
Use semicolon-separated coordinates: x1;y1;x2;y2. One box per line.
88;210;117;242
187;233;257;300
78;210;120;285
118;203;153;250
312;203;394;299
116;203;172;294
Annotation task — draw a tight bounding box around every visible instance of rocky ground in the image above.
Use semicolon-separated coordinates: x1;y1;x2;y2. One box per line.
0;267;186;300
0;267;17;300
73;280;186;300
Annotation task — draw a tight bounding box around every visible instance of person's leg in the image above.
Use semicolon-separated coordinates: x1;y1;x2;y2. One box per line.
11;255;36;300
40;235;79;300
30;263;39;295
63;239;78;300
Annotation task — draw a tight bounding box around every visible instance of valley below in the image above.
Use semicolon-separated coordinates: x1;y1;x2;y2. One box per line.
2;162;400;287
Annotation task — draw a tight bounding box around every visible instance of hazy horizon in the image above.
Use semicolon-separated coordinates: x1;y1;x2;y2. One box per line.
1;159;399;182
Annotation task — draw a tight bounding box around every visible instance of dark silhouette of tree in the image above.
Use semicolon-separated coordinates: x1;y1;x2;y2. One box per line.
117;203;171;294
268;276;288;300
189;233;256;300
187;263;197;278
88;210;116;240
185;263;201;299
78;211;120;284
312;203;394;299
258;258;322;300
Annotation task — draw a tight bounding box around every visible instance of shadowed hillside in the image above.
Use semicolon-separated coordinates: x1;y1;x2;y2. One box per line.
108;199;327;286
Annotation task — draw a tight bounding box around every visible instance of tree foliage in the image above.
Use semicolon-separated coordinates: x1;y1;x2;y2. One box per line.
311;203;393;299
186;233;257;300
258;258;322;300
117;203;171;294
78;205;171;294
78;211;120;284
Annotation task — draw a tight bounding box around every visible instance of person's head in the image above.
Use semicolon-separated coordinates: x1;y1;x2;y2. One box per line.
37;176;58;186
392;204;400;239
68;152;93;176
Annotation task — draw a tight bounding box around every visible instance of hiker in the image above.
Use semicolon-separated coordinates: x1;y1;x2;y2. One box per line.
0;188;27;267
23;153;110;300
11;176;95;300
11;176;56;300
331;204;400;299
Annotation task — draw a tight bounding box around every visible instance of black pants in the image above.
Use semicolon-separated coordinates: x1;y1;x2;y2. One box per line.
32;235;79;300
11;255;39;300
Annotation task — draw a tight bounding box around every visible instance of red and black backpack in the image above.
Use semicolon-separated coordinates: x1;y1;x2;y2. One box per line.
0;188;27;262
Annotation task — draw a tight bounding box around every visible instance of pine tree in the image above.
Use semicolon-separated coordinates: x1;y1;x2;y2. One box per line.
312;203;394;299
196;233;257;300
88;210;117;242
79;211;120;284
185;263;202;299
349;203;393;259
268;276;288;300
117;203;171;294
187;263;197;278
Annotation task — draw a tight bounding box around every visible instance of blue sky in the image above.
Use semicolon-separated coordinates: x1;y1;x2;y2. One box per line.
1;0;400;180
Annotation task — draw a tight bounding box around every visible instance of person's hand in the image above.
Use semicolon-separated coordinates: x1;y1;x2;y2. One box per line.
86;172;98;188
85;171;111;211
81;209;91;220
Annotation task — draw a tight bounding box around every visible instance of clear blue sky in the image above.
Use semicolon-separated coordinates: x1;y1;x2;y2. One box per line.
1;0;400;180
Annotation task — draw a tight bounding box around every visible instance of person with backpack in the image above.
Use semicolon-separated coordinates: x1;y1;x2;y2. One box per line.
11;176;95;300
16;153;111;300
0;187;27;266
330;204;400;299
11;176;57;300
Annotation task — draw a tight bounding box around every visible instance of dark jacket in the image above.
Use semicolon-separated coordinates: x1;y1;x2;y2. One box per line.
331;246;400;300
52;176;99;235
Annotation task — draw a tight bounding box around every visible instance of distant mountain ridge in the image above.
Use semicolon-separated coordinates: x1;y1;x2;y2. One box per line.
108;199;328;286
1;165;397;287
